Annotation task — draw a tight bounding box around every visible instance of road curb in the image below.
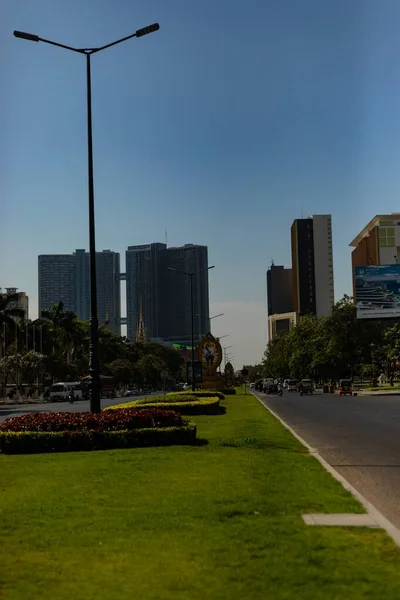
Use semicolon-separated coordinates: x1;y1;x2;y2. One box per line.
251;391;400;548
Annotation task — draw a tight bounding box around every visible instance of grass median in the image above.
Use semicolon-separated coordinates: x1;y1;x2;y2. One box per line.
1;389;400;599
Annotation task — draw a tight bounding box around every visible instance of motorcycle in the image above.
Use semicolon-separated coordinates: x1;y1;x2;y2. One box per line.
68;392;75;404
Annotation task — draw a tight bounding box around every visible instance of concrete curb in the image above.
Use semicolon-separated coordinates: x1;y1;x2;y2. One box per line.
251;391;400;548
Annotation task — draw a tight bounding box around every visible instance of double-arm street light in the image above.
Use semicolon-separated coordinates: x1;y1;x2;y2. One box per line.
168;266;215;392
196;312;223;333
14;23;160;412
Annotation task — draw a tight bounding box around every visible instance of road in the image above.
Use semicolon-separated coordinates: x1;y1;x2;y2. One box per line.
254;390;400;528
0;393;156;424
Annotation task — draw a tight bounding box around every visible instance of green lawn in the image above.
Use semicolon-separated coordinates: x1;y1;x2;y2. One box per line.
1;390;400;600
360;386;400;392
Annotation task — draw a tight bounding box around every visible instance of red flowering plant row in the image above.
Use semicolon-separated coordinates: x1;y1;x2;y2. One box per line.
0;408;185;433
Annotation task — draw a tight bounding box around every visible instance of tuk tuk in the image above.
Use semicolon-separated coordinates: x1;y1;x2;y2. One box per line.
339;379;356;396
298;379;313;396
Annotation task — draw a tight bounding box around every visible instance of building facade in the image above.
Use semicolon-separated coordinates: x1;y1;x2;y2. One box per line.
268;312;298;340
1;288;29;320
38;254;76;315
164;244;210;343
125;243;167;342
266;264;293;317
125;242;210;344
38;250;121;334
291;214;334;318
349;213;400;296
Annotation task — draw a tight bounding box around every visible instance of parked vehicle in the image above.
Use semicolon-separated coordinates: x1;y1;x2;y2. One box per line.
49;382;83;402
249;382;255;389
263;379;278;394
287;379;297;392
125;387;140;397
339;379;356;396
298;379;313;396
255;380;263;391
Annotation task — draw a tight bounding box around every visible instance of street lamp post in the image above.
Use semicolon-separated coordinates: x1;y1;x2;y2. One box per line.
14;23;160;412
196;313;223;333
223;345;233;369
168;266;215;392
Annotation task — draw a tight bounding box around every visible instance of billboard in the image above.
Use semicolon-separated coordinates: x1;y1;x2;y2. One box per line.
355;265;400;319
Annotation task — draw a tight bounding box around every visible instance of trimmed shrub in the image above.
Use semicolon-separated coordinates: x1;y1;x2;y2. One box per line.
0;408;183;433
221;388;236;395
0;424;197;454
107;397;221;415
169;390;225;400
131;394;199;405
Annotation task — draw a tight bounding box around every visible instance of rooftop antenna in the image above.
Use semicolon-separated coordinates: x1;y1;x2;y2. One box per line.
165;228;168;246
271;258;275;267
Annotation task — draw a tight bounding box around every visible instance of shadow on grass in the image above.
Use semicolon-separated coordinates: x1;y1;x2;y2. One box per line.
216;437;308;453
191;438;209;447
212;406;226;415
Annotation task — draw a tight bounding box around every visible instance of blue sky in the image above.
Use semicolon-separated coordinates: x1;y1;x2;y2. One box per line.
2;0;400;368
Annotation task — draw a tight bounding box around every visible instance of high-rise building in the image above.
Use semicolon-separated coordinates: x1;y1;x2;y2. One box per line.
125;242;210;344
291;214;334;317
266;264;293;317
266;264;294;340
349;213;400;296
38;254;76;314
38;250;121;334
164;244;210;343
125;243;167;342
1;288;29;320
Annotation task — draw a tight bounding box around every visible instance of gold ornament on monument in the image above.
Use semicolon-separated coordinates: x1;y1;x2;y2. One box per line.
198;332;222;375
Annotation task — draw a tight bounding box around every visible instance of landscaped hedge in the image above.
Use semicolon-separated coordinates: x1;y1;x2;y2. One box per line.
107;397;221;415
0;425;197;454
131;394;199;405
0;408;197;454
0;408;183;433
169;390;226;400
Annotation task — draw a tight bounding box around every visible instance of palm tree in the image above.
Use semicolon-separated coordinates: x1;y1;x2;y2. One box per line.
0;293;25;357
40;302;79;361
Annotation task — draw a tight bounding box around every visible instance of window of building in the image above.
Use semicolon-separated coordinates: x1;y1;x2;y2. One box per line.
379;227;396;247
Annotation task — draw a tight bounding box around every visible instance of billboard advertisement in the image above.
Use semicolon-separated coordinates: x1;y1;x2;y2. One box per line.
355;265;400;319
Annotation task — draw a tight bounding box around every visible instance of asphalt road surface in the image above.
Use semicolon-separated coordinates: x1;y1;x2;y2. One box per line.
0;393;156;424
254;390;400;528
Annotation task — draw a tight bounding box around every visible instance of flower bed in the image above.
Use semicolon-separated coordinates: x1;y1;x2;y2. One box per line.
0;408;197;454
106;397;221;415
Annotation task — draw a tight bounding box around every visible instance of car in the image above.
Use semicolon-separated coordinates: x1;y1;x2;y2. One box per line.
125;387;139;397
182;383;191;391
287;379;297;392
249;382;255;389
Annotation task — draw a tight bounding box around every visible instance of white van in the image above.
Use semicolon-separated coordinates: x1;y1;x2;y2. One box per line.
49;382;83;402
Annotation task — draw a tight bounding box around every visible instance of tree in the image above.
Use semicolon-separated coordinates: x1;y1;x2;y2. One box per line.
41;302;79;360
0;292;25;357
107;359;138;386
0;351;45;387
137;354;167;388
241;364;264;381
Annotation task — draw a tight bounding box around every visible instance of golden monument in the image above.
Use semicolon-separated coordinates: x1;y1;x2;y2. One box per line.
197;332;224;390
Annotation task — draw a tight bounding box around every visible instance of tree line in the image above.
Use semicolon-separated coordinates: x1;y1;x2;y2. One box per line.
0;293;185;390
248;296;400;384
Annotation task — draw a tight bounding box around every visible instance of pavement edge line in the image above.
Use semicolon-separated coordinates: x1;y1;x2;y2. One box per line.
251;391;400;548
